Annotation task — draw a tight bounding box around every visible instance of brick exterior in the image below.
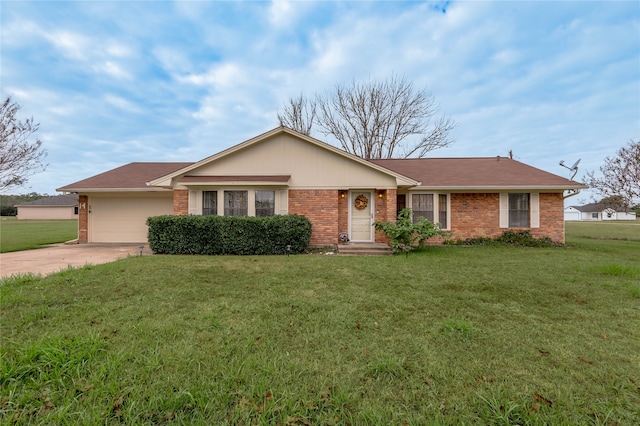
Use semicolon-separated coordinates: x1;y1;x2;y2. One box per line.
374;189;396;244
289;190;339;246
535;193;565;243
78;195;89;243
289;189;395;246
449;192;565;243
173;190;189;215
164;189;565;246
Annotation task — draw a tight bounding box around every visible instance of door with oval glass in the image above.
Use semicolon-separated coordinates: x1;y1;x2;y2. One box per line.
350;191;373;242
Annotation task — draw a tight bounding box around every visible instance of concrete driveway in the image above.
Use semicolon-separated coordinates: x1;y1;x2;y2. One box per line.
1;243;153;279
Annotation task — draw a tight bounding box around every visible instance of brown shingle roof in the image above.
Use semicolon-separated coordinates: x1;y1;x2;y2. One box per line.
57;162;193;191
370;157;584;189
16;194;79;207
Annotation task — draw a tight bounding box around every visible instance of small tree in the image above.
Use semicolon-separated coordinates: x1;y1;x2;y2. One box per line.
374;208;449;255
585;139;639;208
0;97;47;190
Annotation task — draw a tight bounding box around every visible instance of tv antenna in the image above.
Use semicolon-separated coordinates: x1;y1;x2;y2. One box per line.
559;158;580;180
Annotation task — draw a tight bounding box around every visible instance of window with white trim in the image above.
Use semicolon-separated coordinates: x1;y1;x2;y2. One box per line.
499;193;539;228
224;191;248;216
255;190;275;217
195;189;287;217
202;191;217;216
412;194;434;222
509;193;529;227
410;193;449;228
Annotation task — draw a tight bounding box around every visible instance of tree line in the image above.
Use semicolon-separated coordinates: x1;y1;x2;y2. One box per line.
0;193;51;216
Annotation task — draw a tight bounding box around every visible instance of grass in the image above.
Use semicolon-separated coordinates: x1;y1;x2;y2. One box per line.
1;222;639;424
0;218;78;253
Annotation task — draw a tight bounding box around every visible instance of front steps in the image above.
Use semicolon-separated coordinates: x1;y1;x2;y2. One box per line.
337;242;393;256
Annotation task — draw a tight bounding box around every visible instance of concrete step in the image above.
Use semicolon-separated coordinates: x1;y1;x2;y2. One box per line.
337;243;393;256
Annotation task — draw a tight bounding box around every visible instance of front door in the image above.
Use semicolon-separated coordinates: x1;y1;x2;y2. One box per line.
350;191;373;242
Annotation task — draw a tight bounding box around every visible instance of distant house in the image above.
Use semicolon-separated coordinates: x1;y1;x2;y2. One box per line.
16;194;79;220
564;203;637;221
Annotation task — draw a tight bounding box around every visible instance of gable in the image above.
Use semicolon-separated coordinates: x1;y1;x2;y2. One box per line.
150;128;417;189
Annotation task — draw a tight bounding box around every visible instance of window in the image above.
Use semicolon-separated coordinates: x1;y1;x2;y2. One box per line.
592;213;598;219
74;206;79;215
224;191;248;216
412;194;434;222
438;194;448;229
202;191;217;215
508;193;529;227
255;191;275;217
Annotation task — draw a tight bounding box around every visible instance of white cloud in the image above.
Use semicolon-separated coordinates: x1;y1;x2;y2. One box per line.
44;30;91;60
179;63;246;89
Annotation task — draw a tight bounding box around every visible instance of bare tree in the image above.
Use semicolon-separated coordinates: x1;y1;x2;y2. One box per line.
278;75;455;159
585;139;640;208
277;93;316;135
0;97;47;190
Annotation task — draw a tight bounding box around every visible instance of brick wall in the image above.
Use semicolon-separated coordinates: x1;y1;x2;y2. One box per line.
533;193;565;243
450;192;565;243
173;190;189;215
374;189;396;244
289;190;339;246
78;195;88;243
450;193;501;240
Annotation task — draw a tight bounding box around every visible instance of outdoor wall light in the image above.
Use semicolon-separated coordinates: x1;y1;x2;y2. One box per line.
340;192;346;198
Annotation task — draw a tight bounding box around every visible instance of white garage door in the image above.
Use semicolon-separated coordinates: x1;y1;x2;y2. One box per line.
89;193;173;243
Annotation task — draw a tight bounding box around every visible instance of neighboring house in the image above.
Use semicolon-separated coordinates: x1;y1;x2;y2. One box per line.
57;127;586;245
16;194;79;220
565;203;637;221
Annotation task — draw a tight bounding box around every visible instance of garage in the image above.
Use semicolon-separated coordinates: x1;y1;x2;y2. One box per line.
88;193;173;243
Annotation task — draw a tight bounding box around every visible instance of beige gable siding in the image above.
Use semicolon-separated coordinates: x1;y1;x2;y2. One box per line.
185;134;397;189
17;206;78;220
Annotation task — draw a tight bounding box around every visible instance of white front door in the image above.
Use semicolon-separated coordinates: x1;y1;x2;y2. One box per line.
350;191;373;242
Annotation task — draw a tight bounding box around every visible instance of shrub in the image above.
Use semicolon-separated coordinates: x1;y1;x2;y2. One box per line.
146;214;312;255
373;208;450;254
449;230;563;247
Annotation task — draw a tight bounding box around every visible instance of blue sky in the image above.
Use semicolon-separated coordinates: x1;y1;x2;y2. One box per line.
2;0;639;204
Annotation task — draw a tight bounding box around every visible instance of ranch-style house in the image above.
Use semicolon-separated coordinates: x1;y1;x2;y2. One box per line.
57;127;587;246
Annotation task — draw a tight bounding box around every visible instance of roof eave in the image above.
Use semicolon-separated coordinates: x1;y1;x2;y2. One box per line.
409;184;588;191
56;187;173;193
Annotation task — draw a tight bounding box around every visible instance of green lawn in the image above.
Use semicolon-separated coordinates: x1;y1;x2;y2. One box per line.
0;218;78;253
1;222;639;424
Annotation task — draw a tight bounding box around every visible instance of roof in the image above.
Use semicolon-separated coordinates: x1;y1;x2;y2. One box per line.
370;157;586;190
571;203;635;213
56;162;193;192
16;194;79;207
55;131;586;192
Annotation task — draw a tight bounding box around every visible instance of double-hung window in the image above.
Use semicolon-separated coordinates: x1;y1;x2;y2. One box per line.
202;191;217;216
255;191;275;217
508;193;529;227
412;194;434;222
224;191;248;216
410;193;448;228
500;193;539;228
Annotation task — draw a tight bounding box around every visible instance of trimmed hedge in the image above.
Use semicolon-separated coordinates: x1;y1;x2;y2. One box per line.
146;214;312;255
